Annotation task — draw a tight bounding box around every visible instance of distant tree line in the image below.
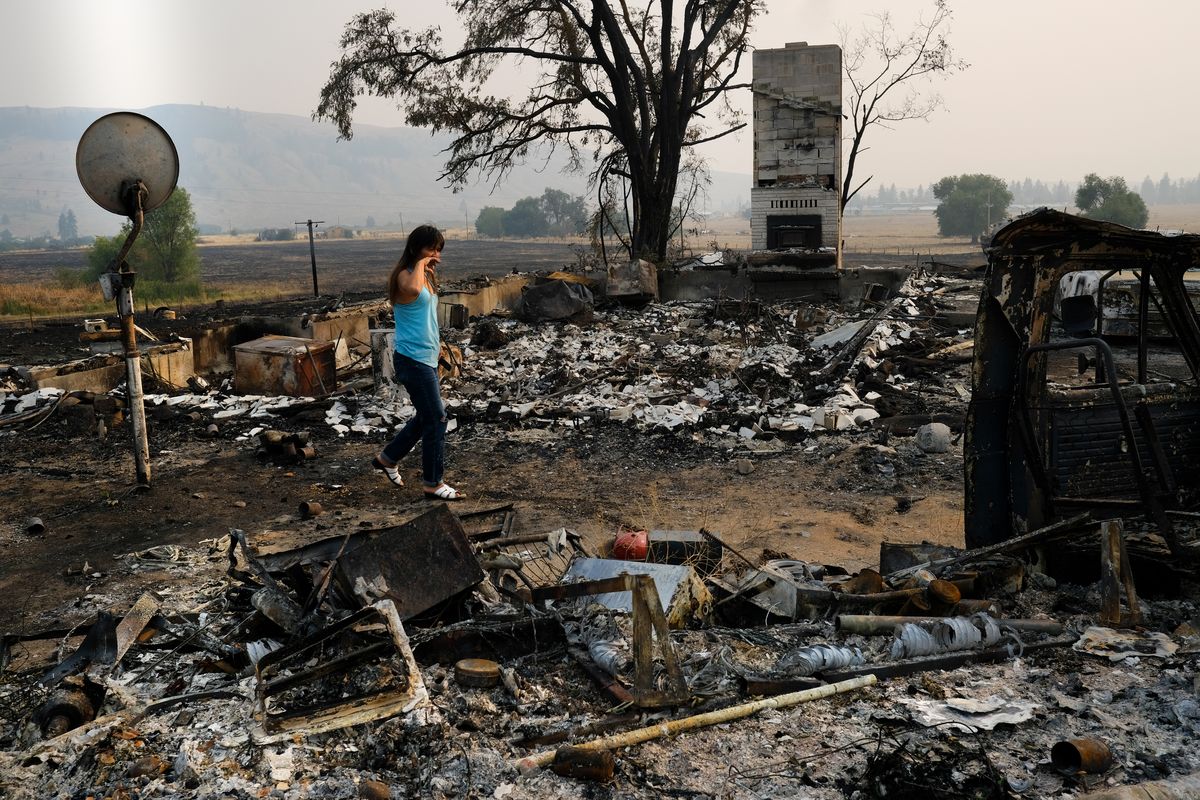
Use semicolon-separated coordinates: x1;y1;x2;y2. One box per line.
853;173;1200;211
257;228;296;242
474;189;587;239
931;171;1150;240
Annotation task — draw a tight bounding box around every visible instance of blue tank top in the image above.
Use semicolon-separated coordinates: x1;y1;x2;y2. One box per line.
393;287;440;368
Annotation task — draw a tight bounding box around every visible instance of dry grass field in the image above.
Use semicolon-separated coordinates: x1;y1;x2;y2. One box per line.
700;204;1200;255
5;204;1200;320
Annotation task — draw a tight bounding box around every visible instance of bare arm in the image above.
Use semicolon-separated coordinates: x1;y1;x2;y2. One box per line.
392;254;438;303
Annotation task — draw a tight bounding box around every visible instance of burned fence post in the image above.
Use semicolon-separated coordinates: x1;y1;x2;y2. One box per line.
529;571;690;708
1099;519;1142;628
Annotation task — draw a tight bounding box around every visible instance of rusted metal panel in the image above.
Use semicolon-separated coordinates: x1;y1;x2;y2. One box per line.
256;504;485;620
233;334;336;397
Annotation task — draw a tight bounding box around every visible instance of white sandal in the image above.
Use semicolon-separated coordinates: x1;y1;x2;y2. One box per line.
372;457;404;487
423;483;465;501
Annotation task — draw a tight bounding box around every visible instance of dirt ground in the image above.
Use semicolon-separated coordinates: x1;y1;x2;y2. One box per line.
7;244;1200;799
0;398;963;635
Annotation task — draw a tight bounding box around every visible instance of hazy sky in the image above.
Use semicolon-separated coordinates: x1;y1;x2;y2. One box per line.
3;1;1194;191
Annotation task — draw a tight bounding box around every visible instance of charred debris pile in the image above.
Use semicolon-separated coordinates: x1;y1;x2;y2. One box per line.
1;267;977;462
2;500;1199;798
5;210;1200;798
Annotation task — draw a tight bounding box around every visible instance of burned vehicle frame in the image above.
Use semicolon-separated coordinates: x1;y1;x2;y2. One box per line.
965;209;1200;554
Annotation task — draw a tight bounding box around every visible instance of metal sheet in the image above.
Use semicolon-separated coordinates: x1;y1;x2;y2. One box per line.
560;558;710;627
257;504;485;620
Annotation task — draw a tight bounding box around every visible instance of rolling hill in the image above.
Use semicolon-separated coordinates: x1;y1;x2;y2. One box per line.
0;105;750;238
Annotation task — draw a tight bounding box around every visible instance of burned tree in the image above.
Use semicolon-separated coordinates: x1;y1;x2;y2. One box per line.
315;1;760;262
840;0;967;211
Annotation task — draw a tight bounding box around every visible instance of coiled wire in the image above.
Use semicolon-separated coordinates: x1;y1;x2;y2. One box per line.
890;613;1005;659
777;644;865;676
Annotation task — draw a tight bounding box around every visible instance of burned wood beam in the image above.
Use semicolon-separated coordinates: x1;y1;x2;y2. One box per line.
739;674;822;697
529;576;630;602
263;641;392;695
512;713;640;748
888;513;1093;580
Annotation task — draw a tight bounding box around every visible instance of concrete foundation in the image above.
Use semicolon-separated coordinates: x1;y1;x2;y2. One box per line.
438;274;532;328
23;339;195;393
184;301;383;376
657;265;909;305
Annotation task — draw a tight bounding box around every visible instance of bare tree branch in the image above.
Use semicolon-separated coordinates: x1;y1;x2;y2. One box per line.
839;0;968;212
315;0;763;260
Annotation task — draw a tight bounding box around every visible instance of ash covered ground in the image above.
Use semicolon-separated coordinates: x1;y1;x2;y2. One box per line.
2;260;1199;799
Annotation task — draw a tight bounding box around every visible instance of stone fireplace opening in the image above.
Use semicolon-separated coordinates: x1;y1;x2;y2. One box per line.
766;215;822;250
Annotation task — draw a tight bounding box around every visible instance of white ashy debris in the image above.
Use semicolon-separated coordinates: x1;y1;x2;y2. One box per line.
12;387;64;413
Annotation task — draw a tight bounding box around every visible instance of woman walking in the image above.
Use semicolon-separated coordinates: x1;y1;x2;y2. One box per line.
371;225;464;500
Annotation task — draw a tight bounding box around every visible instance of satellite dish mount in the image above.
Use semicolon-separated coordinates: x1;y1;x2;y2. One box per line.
75;112;180;487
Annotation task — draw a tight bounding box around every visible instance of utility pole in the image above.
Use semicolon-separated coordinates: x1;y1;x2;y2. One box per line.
295;219;324;297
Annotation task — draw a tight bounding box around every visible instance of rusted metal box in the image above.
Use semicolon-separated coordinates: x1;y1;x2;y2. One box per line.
234;335;336;397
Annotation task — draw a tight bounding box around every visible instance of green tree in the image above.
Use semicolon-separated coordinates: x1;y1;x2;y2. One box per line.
932;174;1011;243
475;206;506;238
86;232;131;279
1074;173;1149;228
84;187;202;297
539;189;587;236
140;187;200;284
503;197;549;238
58;209;78;242
316;2;760;262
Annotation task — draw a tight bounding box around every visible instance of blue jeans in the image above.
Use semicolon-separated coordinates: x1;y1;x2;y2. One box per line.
382;353;446;486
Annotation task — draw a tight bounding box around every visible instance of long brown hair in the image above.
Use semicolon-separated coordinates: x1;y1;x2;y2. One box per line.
387;224;445;303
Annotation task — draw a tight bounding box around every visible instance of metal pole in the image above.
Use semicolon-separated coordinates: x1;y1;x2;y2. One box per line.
112;180;152;486
117;276;151;485
296;219;324;297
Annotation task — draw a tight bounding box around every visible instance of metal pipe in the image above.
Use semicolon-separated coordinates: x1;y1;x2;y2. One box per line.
1052;738;1113;774
118;281;151;486
515;675;878;773
113;181;151;486
835;614;1064;637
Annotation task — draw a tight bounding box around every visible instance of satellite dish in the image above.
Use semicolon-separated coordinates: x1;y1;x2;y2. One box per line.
76;112;179;216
